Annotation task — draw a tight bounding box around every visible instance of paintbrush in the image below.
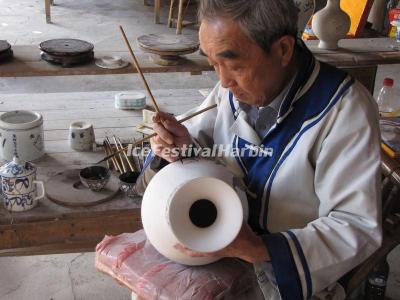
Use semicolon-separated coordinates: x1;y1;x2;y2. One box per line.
95;103;217;165
119;25;161;113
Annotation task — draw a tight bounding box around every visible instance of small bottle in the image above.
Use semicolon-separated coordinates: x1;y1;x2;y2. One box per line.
364;259;390;300
377;78;398;116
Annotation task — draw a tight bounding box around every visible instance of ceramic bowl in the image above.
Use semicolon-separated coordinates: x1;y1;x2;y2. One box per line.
119;171;140;198
95;55;129;69
79;166;111;192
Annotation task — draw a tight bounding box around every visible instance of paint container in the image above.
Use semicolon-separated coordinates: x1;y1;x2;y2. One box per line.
119;171;141;199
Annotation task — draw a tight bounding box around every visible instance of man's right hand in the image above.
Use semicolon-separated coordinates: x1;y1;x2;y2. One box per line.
150;112;192;162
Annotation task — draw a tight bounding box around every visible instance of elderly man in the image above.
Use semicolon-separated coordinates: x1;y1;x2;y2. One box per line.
140;0;382;299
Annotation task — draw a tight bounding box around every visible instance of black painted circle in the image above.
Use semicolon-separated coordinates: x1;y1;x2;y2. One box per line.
189;199;217;228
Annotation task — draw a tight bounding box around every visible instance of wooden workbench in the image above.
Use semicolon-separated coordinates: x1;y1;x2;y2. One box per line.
1;38;400;256
0;89;205;256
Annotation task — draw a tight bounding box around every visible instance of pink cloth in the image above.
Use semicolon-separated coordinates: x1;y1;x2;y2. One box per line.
95;230;256;299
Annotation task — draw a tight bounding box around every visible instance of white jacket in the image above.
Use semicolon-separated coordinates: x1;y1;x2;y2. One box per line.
172;48;382;299
141;45;382;299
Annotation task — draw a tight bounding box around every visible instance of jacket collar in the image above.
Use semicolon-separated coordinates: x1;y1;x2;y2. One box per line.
228;40;318;145
276;40;316;122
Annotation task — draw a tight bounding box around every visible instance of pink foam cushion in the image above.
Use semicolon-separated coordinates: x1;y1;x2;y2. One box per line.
95;230;257;299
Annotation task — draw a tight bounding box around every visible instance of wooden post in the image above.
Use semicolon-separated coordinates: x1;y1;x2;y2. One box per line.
176;0;184;34
168;0;176;28
45;0;51;23
154;0;161;24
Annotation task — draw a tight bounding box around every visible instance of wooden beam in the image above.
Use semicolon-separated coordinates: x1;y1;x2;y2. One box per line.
0;209;142;256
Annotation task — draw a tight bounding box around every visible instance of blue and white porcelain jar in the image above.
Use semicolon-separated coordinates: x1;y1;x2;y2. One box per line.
0;110;45;162
0;156;45;212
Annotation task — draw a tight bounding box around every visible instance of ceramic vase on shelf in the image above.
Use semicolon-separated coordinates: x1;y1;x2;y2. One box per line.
311;0;351;50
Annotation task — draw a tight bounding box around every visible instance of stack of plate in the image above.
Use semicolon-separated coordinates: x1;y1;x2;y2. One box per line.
137;34;199;66
39;38;94;67
115;92;147;110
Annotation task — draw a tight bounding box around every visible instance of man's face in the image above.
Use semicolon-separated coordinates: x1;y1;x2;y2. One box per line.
199;18;292;107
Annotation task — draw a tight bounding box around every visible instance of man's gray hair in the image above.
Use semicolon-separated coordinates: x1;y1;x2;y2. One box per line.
198;0;299;53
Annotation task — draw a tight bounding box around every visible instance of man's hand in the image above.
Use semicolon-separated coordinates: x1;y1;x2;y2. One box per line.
174;223;270;264
150;112;192;162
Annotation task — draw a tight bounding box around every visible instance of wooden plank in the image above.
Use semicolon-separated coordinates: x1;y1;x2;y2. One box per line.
0;209;142;255
0;191;141;225
2;39;400;78
0;50;213;77
0;241;98;257
0;90;203;111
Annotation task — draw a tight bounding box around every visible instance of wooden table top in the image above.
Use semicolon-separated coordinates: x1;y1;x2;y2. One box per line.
0;89;205;256
1;38;400;78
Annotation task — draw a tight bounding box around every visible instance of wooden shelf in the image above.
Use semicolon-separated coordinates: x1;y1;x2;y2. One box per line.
1;38;400;78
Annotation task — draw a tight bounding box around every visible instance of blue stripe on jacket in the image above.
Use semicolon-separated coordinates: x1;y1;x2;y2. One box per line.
230;61;350;232
287;230;313;299
262;233;304;300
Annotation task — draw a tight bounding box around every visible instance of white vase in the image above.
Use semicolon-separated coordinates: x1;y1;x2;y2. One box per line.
141;159;246;266
311;0;350;50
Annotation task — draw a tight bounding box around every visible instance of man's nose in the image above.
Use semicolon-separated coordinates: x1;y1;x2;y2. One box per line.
219;68;236;88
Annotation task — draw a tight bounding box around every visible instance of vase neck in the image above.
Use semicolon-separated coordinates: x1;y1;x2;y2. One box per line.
326;0;340;8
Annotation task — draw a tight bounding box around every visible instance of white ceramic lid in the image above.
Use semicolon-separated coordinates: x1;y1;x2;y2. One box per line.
0;110;43;130
115;92;146;101
69;121;92;130
0;156;36;178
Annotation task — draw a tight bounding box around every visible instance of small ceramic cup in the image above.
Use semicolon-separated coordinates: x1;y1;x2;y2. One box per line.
79;166;111;192
69;121;95;151
102;56;123;66
119;171;140;199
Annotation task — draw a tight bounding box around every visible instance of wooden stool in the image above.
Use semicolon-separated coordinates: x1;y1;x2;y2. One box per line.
168;0;197;34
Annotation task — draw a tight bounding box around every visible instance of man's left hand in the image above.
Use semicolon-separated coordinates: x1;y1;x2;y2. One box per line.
174;223;270;264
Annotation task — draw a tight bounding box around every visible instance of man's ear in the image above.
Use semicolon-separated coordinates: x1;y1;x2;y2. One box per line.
273;35;296;67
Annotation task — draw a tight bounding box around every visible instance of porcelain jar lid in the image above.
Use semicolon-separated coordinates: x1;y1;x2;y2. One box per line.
0;156;36;178
0;110;43;130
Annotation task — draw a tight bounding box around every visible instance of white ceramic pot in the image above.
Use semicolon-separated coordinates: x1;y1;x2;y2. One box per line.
141;159;246;266
0;156;45;212
0;111;45;162
311;0;350;50
294;0;315;37
68;121;95;151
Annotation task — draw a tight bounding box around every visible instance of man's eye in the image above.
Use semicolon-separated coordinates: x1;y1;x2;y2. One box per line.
231;66;243;71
